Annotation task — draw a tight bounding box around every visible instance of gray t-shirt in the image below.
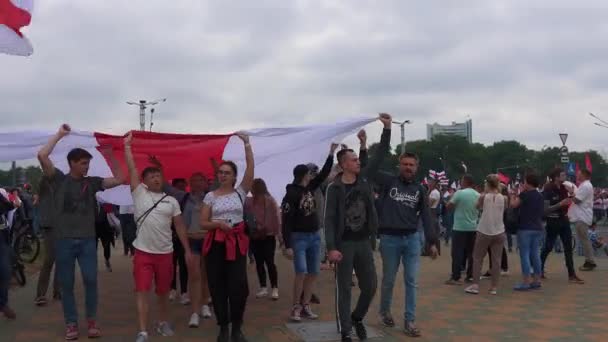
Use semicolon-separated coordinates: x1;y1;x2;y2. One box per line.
49;168;104;239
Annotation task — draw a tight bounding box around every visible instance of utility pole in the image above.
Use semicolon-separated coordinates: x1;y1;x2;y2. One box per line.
127;98;167;131
392;120;412;155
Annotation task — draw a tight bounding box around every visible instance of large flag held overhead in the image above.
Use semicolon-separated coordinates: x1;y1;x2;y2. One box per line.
0;0;34;56
0;117;376;204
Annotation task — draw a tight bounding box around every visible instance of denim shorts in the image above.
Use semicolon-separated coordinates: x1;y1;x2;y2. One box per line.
189;238;204;255
291;231;321;275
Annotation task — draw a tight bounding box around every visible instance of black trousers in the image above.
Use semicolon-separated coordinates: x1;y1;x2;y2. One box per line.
119;214;136;256
171;238;188;294
541;219;575;277
488;246;508;271
206;240;249;327
451;231;476;280
98;238;112;262
250;236;278;288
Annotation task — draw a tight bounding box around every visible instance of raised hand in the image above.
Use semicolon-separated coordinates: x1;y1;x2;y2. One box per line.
379;113;392;128
148;155;162;168
236;132;250;144
340;144;349;150
357;129;367;143
58;124;71;137
330;143;340;154
124;132;133;147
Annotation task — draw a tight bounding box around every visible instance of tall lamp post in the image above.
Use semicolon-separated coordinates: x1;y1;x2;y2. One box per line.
393;119;412;155
127;98;167;131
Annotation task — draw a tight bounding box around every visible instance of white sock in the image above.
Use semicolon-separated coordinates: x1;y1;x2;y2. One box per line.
138;331;148;336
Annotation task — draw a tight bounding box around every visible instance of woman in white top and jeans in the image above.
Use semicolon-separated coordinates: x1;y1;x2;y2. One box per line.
465;174;507;295
201;133;254;342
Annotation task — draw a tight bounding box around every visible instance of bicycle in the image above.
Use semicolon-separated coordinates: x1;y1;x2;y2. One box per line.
6;225;26;287
13;218;41;264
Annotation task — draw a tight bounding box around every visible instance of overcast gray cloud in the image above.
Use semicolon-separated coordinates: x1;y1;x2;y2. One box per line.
2;0;608;153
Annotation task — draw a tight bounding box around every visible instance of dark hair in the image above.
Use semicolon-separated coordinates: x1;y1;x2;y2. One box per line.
525;173;540;188
141;167;162;180
219;161;238;186
67;148;93;164
581;169;592;178
337;149;354;165
190;172;207;181
293;164;310;184
461;174;474;186
399;152;419;162
252;178;269;197
549;167;564;182
172;178;187;187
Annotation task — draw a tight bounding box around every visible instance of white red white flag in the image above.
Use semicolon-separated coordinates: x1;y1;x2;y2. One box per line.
0;0;34;56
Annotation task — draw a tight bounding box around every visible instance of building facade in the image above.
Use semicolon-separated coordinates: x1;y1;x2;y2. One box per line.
426;119;472;143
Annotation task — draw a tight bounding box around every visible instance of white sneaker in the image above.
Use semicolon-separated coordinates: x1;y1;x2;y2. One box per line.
271;288;279;300
188;313;200;328
256;288;269;298
180;293;191;305
168;290;177;302
201;305;212;319
501;270;510;276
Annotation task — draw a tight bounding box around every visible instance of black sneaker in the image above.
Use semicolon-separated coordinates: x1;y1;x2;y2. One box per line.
310;293;321;304
579;262;597;272
404;321;421;338
353;320;367;340
380;312;395;327
341;332;353;342
217;326;230;342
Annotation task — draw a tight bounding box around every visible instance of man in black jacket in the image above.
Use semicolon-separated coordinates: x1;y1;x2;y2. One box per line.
325;123;384;342
282;143;338;322
367;114;439;338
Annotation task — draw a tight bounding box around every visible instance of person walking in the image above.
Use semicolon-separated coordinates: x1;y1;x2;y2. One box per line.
325;122;385;341
568;170;597;271
201;133;254;342
511;174;544;291
368;113;439;338
540;168;584;283
37;124;125;340
465;175;507;295
246;179;282;301
34;176;61;306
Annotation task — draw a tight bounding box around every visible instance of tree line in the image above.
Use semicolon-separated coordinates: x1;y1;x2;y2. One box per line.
367;134;608;187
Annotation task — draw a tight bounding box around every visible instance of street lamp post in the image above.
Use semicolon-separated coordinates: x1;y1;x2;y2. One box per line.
127;98;167;131
392;120;412;155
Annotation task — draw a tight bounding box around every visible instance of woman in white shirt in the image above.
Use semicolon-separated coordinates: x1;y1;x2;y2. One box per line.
465;175;508;295
200;133;254;342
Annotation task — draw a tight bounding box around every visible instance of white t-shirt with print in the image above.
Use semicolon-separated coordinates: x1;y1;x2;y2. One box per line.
568;180;594;225
429;189;441;209
203;187;246;226
132;184;181;254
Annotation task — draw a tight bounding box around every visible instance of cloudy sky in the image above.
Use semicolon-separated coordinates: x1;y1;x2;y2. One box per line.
2;0;608;153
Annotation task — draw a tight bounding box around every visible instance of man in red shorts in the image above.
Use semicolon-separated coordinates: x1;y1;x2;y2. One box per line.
124;133;193;342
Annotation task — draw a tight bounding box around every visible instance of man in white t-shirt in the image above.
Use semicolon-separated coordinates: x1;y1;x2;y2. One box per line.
568;169;596;271
124;133;193;342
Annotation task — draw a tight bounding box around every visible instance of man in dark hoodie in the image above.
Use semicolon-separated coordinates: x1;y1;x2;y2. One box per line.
281;143;338;322
325;123;384;342
367;114;439;338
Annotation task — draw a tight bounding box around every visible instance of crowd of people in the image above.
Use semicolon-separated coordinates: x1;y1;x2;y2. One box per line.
0;115;605;342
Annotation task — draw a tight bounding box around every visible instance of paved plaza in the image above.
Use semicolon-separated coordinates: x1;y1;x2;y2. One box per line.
1;240;607;341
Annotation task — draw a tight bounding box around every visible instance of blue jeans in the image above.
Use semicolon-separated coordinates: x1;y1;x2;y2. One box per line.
517;230;543;277
379;233;421;323
55;238;98;324
291;231;321;275
0;231;10;309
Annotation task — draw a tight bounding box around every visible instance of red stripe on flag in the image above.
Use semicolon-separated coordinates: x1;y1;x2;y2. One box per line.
0;0;32;37
585;153;593;173
94;131;232;184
